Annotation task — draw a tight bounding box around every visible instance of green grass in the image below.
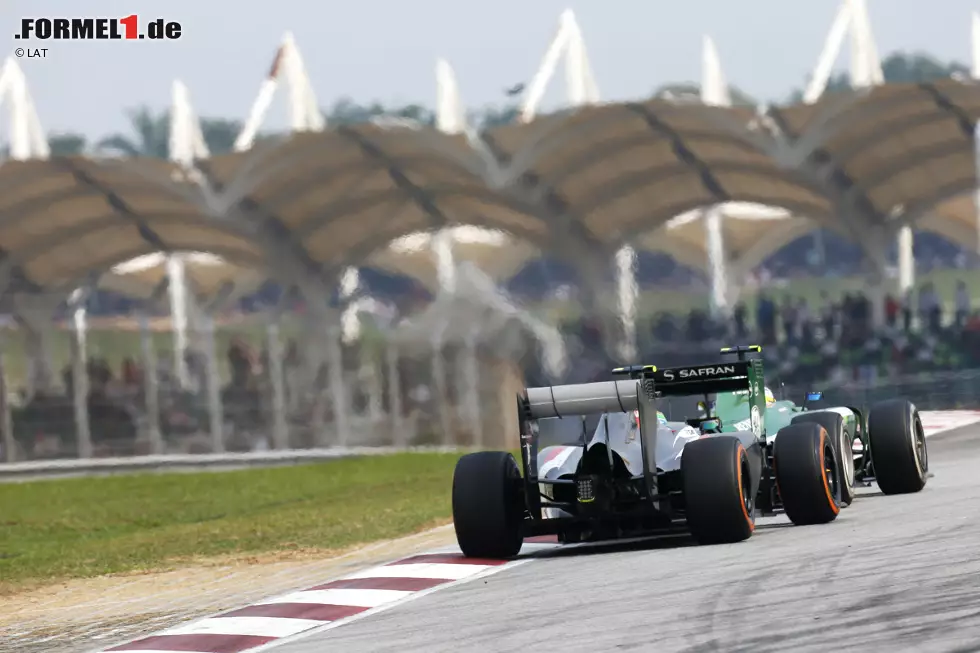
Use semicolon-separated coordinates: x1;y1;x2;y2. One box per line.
0;452;462;593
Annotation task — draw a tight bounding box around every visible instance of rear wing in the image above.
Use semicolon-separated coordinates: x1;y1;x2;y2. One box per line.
645;361;759;397
609;345;764;398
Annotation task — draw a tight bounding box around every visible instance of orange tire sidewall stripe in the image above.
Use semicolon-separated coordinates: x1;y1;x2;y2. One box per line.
736;444;754;531
818;427;841;515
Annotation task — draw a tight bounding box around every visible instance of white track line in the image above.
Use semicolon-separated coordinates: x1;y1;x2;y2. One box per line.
342;562;493;580
159;616;324;638
244;558;536;653
258;588;413;608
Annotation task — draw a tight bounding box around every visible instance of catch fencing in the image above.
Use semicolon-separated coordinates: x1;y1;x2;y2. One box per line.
780;368;980;412
0;310;535;464
4;308;980;467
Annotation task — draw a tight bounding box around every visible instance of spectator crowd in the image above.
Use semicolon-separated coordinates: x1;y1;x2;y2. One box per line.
549;280;980;391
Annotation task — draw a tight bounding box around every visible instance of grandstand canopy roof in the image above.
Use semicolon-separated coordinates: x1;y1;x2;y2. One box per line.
0;156;264;295
199;123;553;278
770;79;980;227
918;193;980;252
483;99;834;241
2;80;980;300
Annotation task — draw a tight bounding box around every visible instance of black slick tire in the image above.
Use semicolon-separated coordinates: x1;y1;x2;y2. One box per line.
681;435;755;544
774;422;842;525
791;411;856;507
867;398;928;495
452;451;524;559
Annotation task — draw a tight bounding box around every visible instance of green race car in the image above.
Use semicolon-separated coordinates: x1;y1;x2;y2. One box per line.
690;347;925;506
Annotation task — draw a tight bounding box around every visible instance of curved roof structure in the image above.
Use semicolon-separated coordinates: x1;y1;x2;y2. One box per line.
1;81;979;302
483;99;834;245
0;156;263;294
919;193;980;251
770;79;980;227
199;123;552;279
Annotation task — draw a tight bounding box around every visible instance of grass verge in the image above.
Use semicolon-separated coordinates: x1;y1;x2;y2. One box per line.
0;452;462;594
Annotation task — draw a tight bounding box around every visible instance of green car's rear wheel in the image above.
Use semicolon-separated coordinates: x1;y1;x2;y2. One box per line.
867;398;928;495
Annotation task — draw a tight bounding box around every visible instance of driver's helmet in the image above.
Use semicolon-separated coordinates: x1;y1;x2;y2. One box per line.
765;386;776;407
656;411;668;425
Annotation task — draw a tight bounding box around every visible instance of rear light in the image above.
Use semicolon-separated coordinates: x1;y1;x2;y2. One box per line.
577;477;596;503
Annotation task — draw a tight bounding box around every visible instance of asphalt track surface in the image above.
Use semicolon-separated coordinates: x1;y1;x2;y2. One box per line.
273;424;980;653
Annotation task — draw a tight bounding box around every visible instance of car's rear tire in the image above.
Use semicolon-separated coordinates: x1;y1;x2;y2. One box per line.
791;411;856;507
774;422;842;525
452;451;524;559
681;436;755;544
868;398;928;495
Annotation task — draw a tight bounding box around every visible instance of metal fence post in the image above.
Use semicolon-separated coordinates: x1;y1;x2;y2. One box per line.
386;341;404;446
0;348;14;463
266;320;289;449
202;315;225;453
138;313;163;455
464;330;483;447
69;308;92;459
326;324;349;447
431;329;452;447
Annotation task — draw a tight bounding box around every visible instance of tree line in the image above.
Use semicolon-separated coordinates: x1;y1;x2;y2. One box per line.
46;52;968;159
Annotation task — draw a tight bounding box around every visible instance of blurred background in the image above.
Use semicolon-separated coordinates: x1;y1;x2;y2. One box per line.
3;0;980;462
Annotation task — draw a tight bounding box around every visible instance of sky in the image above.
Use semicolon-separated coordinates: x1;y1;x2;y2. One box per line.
3;0;979;140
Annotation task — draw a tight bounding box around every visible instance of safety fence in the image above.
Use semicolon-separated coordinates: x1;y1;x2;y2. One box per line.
781;368;980;412
0;309;538;463
3;305;980;465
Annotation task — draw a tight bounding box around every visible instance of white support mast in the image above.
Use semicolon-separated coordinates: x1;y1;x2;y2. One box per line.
235;33;364;342
972;12;980;256
167;79;211;388
0;57;49;160
432;58;466;295
234;32;324;151
700;35;734;319
804;0;909;293
516;10;632;358
519;9;600;122
805;0;883;101
232;33;351;446
0;60;89;459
